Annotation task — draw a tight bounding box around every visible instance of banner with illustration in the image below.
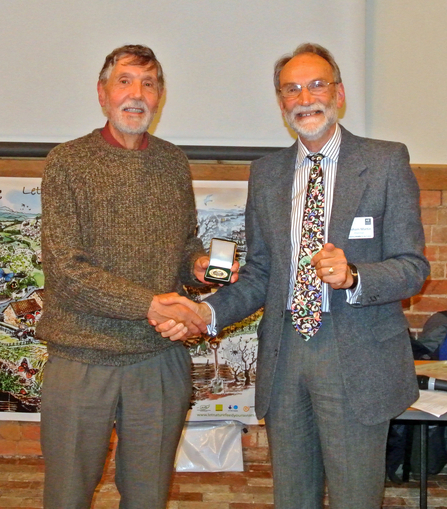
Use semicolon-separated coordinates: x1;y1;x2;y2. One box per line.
0;178;44;420
0;177;261;424
187;181;261;424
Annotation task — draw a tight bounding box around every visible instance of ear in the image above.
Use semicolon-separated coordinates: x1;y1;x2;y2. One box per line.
336;82;345;109
155;87;164;109
97;81;106;108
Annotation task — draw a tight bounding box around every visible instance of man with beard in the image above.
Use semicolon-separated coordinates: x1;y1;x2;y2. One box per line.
37;44;222;509
156;43;429;508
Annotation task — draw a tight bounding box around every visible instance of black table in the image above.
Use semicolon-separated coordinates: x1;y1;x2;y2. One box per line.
393;408;447;509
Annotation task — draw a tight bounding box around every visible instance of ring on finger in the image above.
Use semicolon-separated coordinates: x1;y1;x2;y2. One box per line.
328;267;334;274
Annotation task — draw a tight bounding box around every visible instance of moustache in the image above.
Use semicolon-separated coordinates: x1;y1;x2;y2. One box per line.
290;102;326;116
120;100;149;114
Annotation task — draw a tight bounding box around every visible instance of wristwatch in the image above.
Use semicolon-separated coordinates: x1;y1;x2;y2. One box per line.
347;263;358;290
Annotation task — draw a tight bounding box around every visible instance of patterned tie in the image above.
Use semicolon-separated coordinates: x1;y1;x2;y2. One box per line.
291;153;325;340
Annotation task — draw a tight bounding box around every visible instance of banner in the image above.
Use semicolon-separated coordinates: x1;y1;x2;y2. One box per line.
0;177;260;424
188;181;261;424
0;178;44;419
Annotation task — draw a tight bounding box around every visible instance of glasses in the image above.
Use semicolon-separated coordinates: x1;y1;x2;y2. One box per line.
279;80;339;99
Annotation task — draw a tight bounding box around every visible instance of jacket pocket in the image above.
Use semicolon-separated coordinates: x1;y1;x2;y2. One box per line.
371;312;410;342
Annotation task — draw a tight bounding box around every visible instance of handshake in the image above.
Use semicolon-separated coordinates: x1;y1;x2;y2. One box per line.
147;292;210;341
147;255;239;341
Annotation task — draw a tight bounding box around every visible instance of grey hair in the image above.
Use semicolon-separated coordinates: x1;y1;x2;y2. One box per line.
273;43;342;95
98;44;164;93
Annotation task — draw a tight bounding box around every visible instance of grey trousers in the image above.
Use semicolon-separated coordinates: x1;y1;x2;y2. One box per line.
41;346;192;509
265;315;389;509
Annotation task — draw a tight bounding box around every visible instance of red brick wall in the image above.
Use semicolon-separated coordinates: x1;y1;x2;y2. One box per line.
0;421;42;456
403;166;447;333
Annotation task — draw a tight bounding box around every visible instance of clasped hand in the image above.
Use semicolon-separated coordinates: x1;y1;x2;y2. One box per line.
147;293;209;342
148;255;238;341
311;243;354;289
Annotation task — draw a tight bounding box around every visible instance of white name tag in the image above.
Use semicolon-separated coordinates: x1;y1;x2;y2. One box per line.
349;217;374;239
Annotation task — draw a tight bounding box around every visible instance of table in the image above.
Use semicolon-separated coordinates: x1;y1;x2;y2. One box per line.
393;406;447;509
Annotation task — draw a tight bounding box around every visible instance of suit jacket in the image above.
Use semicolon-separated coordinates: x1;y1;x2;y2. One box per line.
206;125;430;425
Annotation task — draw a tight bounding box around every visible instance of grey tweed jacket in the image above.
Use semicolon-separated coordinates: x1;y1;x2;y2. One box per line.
206;125;430;425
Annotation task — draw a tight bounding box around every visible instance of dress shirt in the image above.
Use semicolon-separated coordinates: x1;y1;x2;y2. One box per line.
288;123;361;310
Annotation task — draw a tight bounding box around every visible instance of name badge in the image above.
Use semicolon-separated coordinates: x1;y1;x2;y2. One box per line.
349;217;374;239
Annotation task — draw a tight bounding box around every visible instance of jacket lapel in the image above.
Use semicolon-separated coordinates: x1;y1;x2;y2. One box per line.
328;126;368;253
264;142;298;291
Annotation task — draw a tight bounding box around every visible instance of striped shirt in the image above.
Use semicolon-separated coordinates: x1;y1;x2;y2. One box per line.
287;123;361;310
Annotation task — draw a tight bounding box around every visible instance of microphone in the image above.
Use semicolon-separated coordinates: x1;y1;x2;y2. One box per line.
417;374;447;392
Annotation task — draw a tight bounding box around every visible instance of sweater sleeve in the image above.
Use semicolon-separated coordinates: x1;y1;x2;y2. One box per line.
41;150;155;320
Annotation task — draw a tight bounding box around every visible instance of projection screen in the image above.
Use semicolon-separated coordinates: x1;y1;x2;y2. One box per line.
0;0;366;148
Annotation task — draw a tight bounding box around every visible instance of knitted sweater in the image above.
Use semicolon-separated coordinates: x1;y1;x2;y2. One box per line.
36;129;205;366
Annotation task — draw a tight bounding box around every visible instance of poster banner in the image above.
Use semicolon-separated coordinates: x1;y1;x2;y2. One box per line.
0;177;261;424
187;181;261;425
0;178;44;420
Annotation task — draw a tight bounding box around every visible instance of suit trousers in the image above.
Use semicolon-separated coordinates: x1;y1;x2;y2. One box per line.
41;345;192;509
265;314;389;509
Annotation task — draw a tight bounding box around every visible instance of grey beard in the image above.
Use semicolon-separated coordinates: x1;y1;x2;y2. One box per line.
110;114;154;135
105;100;155;135
284;100;338;141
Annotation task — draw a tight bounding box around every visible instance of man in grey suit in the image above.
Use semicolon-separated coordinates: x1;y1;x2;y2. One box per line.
157;43;429;508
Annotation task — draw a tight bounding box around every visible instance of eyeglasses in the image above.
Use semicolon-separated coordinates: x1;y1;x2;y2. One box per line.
279;80;339;99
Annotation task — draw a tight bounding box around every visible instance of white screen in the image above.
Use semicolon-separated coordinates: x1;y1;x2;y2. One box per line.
0;0;366;147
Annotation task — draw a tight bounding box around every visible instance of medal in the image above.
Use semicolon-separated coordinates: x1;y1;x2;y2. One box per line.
209;268;228;279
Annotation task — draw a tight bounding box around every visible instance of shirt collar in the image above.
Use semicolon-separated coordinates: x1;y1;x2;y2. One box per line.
296;123;342;167
101;121;149;150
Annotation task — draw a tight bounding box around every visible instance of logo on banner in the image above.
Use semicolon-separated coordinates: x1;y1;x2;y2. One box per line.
215;404;223;411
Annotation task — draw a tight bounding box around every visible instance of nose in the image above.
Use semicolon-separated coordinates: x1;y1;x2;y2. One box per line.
297;87;314;106
129;80;143;99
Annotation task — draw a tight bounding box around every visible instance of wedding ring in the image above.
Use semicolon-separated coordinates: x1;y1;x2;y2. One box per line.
328;267;334;274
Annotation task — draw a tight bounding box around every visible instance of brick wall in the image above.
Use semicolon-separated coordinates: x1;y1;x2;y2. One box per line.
403;166;447;333
0;420;42;456
0;422;276;507
0;163;445;505
0;420;271;461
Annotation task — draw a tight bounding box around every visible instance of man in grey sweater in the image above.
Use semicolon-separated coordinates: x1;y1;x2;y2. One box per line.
36;44;229;509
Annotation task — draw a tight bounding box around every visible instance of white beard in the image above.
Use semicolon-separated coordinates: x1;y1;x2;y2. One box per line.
283;96;339;141
104;99;155;135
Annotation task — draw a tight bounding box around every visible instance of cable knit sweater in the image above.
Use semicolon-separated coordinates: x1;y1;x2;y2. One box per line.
36;129;205;366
